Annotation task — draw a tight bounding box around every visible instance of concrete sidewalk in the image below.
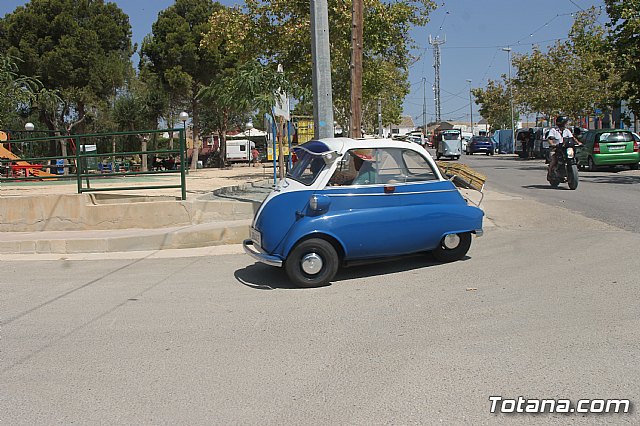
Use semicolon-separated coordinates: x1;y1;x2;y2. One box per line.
0;165;271;254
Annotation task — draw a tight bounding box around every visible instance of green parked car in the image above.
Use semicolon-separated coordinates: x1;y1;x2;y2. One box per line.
577;129;640;171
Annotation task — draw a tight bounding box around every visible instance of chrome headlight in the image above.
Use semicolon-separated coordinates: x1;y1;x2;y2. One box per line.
308;194;330;213
309;195;319;211
566;147;574;158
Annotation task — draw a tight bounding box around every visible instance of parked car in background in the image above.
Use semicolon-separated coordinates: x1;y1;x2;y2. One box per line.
226;139;255;163
406;134;425;145
576;129;640;171
462;135;470;153
465;136;494;155
533;127;552;161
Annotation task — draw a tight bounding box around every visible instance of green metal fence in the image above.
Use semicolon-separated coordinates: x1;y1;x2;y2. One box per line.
0;128;187;200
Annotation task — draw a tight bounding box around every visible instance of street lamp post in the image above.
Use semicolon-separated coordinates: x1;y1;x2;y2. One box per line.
24;122;34;161
502;47;515;153
466;79;473;137
245;121;254;167
179;111;188;173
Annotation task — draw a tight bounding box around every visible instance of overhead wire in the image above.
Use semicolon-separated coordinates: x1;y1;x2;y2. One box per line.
407;5;593;121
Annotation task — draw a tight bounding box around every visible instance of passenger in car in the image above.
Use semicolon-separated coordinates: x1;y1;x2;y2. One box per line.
351;150;376;185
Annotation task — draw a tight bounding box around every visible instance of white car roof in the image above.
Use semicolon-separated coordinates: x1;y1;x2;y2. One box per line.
316;137;424;154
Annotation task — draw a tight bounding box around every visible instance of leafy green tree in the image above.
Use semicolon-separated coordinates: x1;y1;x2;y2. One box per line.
604;0;640;117
202;0;436;132
472;79;513;131
140;0;222;170
0;54;41;129
0;0;134;172
511;8;620;125
111;71;168;171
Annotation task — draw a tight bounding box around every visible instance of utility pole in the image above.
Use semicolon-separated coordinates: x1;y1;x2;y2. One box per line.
466;79;473;136
310;0;334;139
422;77;427;137
378;98;383;137
350;0;363;138
502;47;515;153
429;35;445;123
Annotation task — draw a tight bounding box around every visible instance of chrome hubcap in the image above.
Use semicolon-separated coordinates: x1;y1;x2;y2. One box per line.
301;253;323;275
443;234;461;250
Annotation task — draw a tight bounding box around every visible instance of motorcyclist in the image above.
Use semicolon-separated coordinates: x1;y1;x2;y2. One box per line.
547;116;581;179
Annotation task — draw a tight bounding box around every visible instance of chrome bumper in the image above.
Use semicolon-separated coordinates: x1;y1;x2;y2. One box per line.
474;229;484;237
242;239;283;267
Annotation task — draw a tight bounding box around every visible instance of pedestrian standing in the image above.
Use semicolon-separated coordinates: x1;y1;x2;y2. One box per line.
251;147;259;167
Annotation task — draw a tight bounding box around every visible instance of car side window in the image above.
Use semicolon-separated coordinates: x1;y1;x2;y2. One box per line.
401;150;438;182
327;148;438;186
327;154;359;186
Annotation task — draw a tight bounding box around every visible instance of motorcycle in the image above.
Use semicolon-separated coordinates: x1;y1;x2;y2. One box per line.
547;138;580;190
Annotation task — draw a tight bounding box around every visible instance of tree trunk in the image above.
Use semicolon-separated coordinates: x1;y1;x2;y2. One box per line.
277;116;285;179
169;109;175;150
58;132;69;176
219;110;228;168
190;98;199;171
112;137;116;170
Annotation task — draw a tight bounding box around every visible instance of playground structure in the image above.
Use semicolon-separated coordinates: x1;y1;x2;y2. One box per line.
0;131;56;178
0;128;188;200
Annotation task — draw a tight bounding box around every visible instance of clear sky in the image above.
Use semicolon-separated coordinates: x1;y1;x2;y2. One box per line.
1;0;607;126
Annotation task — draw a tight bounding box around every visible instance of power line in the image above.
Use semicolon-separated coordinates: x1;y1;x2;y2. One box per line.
441;102;471;116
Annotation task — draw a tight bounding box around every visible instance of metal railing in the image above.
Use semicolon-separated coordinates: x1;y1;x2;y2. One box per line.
0;128;187;200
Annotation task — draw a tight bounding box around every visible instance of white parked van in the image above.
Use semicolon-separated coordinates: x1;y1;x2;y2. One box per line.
226;139;255;163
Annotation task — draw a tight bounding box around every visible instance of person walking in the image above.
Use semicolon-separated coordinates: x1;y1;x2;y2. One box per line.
251;147;260;167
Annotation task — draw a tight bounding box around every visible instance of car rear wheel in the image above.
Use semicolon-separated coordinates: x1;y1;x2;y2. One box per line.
285;238;339;287
432;232;472;262
588;156;598;172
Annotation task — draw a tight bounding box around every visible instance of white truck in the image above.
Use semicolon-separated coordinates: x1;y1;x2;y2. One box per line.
226;139;255;163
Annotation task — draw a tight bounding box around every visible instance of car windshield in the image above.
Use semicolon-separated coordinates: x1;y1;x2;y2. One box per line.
599;132;632;143
287;141;332;185
442;132;460;140
473;137;490;142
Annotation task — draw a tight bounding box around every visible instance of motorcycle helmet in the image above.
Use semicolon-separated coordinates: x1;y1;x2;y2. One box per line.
555;116;569;127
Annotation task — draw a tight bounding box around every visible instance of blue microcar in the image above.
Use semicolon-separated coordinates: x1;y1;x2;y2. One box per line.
243;138;484;287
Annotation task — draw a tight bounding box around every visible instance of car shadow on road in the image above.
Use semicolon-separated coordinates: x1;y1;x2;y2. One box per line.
522;184;574;190
581;175;640;185
235;253;468;290
521;174;640;189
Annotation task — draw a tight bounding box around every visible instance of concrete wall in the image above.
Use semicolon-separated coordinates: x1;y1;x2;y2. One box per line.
0;193;257;232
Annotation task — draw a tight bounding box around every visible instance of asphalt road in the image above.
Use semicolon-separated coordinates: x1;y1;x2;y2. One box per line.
452;151;640;233
2;193;639;423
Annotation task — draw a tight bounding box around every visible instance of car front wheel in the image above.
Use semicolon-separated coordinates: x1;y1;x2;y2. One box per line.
432;232;472;262
285;238;339;287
